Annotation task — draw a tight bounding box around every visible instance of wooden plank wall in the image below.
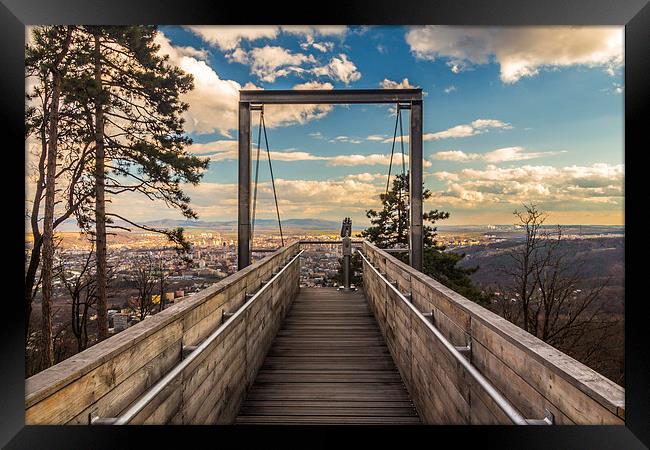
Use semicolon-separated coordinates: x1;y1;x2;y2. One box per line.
361;242;625;425
25;242;301;425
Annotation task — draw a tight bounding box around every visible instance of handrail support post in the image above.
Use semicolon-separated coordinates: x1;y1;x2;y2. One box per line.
89;413;118;425
525;409;555;425
455;342;472;358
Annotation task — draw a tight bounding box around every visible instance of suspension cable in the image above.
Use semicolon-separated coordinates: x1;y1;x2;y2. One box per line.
261;113;284;246
250;111;263;243
397;106;406;238
385;104;401;196
384;104;408;244
399;106;406;178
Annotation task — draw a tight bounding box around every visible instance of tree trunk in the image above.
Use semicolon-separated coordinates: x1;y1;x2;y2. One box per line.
25;123;48;342
40;28;73;368
159;273;164;312
40;95;59;369
94;32;109;341
25;236;42;341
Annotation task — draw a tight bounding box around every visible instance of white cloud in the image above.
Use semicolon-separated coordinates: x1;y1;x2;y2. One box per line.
430;163;624;207
425;125;475;141
261;81;335;128
329;136;363;144
328;154;432;168
300;35;335;53
433;150;483;162
344;172;383;182
155;34;336;135
188;26;355;84
281;26;347;38
229;45;317;82
379;78;418;89
188;140;328;163
381;118;512;143
187;139;432;168
188;139;238;156
186;26;279;50
444;85;457;94
313;41;335;53
425;119;512;141
187;26;346;51
313;54;361;84
366;135;387;141
229;45;360;85
406;26;624;83
155;32;241;136
433;146;565;163
108;176;380;222
483;147;565;163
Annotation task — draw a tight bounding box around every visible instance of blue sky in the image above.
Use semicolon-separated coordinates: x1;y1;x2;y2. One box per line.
110;25;624;226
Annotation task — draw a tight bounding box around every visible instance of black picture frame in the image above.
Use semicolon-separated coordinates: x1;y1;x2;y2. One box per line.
2;0;647;448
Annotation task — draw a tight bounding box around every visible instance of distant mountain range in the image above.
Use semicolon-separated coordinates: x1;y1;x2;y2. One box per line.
143;218;342;230
51;218;624;233
55;217;344;232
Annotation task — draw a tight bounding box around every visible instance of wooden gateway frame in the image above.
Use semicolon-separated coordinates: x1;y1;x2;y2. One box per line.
237;88;424;271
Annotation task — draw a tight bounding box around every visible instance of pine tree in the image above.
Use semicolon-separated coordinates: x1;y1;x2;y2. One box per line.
26;26;100;367
26;26;74;368
361;173;449;248
66;26;208;339
362;173;490;305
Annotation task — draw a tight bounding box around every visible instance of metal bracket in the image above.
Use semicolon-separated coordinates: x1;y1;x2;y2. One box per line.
337;285;357;292
250;104;264;111
245;293;254;301
455;342;472;358
89;412;118;425
222;310;234;323
525;408;554;425
182;345;198;359
397;103;411;110
405;293;413;303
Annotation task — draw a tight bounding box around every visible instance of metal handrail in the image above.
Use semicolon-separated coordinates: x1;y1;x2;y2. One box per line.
357;249;552;426
94;249;304;425
298;239;364;245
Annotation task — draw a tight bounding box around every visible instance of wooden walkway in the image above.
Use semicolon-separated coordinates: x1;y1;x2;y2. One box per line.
235;287;420;424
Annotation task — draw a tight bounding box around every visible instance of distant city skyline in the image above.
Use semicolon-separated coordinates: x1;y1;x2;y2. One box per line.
27;25;625;226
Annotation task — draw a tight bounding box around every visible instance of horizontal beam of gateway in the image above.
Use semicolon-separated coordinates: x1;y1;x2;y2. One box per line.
240;88;423;104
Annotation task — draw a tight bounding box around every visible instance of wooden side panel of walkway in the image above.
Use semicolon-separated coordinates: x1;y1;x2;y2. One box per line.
235;288;420;424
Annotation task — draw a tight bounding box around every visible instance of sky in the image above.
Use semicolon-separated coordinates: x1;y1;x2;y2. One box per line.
37;25;627;227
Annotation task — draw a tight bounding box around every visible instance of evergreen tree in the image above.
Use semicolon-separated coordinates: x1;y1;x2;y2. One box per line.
26;26;102;367
361;174;449;248
362;173;490;305
65;26;208;339
25;26;74;367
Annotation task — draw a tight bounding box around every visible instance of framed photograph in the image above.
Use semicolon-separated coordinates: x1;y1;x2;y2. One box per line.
3;0;648;448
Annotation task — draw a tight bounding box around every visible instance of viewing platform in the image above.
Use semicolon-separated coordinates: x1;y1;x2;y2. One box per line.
25;241;625;425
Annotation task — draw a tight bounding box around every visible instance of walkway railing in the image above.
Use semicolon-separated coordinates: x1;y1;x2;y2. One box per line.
25;239;624;425
358;249;549;425
360;241;624;425
95;250;304;425
25;242;301;425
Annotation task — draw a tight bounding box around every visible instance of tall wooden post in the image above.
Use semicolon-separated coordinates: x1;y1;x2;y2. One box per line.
409;100;423;272
238;101;251;270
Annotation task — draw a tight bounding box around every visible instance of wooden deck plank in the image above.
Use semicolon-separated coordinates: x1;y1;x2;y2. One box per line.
236;287;420;425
